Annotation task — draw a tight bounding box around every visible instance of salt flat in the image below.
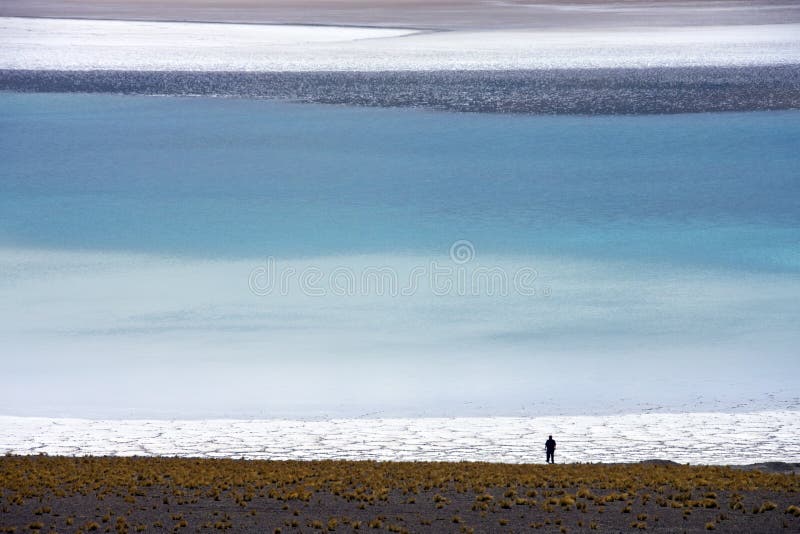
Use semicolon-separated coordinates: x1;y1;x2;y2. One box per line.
1;17;799;71
1;412;798;464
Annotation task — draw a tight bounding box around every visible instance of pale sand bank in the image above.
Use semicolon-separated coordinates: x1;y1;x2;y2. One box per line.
1;17;799;71
2;0;800;30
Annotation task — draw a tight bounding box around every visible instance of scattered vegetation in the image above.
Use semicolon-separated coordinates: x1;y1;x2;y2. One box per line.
0;455;797;532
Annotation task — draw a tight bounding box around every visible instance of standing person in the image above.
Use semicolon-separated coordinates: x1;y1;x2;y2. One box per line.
545;435;556;464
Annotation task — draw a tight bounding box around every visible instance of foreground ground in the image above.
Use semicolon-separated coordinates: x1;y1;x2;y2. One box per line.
1;456;799;533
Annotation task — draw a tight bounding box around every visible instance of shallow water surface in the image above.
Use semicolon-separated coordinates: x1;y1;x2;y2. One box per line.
1;93;798;419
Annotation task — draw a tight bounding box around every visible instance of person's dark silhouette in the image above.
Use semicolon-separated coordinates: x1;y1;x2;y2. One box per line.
545;435;556;464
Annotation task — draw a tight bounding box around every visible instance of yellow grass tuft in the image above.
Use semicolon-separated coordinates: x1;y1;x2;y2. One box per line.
559;495;576;507
759;501;778;513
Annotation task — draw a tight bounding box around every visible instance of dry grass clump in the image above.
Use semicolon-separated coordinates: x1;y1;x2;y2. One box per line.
558;494;576;507
757;500;778;513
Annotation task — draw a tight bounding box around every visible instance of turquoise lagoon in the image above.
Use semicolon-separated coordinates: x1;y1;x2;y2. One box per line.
1;93;798;418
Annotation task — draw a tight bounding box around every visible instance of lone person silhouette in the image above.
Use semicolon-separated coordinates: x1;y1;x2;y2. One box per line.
545;435;556;464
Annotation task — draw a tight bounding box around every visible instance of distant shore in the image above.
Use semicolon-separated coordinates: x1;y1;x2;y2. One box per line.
2;0;799;30
2;14;798;114
1;455;799;533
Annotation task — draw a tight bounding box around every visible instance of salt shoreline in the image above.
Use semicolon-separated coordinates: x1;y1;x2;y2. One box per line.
2;411;798;464
1;17;799;72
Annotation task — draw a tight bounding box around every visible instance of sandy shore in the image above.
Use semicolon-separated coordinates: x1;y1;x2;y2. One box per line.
2;0;800;30
1;456;799;533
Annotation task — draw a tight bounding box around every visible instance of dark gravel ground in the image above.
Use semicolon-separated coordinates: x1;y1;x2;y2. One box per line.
2;484;799;533
2;66;799;115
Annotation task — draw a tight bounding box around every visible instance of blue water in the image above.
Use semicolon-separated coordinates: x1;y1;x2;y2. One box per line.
2;93;798;269
1;93;798;418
